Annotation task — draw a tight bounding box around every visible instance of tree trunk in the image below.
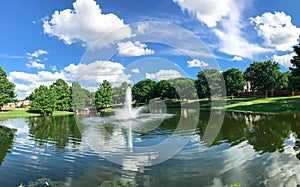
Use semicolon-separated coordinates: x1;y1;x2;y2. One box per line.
231;94;234;100
265;90;268;98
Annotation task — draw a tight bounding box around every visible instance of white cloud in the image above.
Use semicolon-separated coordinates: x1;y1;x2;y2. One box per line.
212;2;272;59
26;61;45;69
117;41;154;56
67;61;131;85
187;59;209;68
231;56;243;61
173;0;232;28
26;49;48;58
50;65;57;71
43;0;131;48
174;0;271;59
131;68;140;73
272;52;295;68
146;69;183;81
251;12;300;51
26;49;48;70
10;60;131;99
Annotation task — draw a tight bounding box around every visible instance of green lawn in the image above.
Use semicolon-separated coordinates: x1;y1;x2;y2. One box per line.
211;96;300;114
166;96;300;114
0;110;73;120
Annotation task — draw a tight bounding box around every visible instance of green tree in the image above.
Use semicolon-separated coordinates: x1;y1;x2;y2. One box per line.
171;78;197;101
154;80;177;100
132;79;156;103
223;68;246;99
0;66;16;109
95;80;112;108
50;79;71;111
275;72;290;90
71;82;87;112
290;39;300;91
30;85;56;115
244;61;281;98
112;82;130;104
195;69;223;99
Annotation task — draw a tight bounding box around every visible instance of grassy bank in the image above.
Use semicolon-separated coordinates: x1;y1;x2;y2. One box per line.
206;95;300;114
0;110;73;120
165;96;300;114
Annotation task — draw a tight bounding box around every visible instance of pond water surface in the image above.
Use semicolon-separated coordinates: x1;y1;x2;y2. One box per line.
1;109;300;187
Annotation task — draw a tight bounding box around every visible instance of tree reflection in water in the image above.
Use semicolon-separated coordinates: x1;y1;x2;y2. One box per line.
28;115;82;148
0;125;16;166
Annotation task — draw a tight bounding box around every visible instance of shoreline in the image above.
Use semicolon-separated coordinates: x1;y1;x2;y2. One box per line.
1;96;299;119
0;110;74;120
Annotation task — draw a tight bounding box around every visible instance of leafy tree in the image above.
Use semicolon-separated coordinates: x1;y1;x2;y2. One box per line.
290;39;300;91
223;68;246;99
195;69;223;99
71;82;87;112
171;78;197;101
29;85;56;115
132;79;156;103
154;80;177;100
275;72;290;90
0;66;16;109
244;61;281;98
50;79;71;111
112;82;130;104
95;80;112;108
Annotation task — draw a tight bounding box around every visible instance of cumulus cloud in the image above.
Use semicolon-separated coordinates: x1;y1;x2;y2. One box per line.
27;49;48;58
26;61;45;69
117;41;154;56
251;12;300;51
146;69;183;81
272;52;295;68
173;0;232;28
173;0;271;59
131;68;140;73
68;60;131;84
187;59;209;68
10;60;131;99
212;2;272;59
43;0;131;48
26;49;48;69
231;56;243;61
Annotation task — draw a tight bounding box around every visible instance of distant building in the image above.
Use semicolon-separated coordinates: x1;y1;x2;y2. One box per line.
244;81;251;92
1;100;30;110
1;103;16;110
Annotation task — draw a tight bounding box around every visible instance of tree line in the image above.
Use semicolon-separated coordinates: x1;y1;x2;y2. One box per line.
0;39;300;115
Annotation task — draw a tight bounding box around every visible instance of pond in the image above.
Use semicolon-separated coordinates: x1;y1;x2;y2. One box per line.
0;109;300;187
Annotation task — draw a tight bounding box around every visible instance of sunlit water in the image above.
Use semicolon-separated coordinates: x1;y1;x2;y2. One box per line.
1;109;300;187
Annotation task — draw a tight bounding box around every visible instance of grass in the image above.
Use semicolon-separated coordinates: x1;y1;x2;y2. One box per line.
165;96;300;114
210;95;300;114
0;109;73;120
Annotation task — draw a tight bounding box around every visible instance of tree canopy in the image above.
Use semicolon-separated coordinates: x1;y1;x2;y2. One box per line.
71;82;87;112
171;78;197;101
95;80;112;108
112;82;130;104
0;66;16;108
132;79;156;103
195;69;223;99
50;79;71;111
244;61;281;98
29;85;56;115
223;68;246;98
154;80;177;100
290;39;300;91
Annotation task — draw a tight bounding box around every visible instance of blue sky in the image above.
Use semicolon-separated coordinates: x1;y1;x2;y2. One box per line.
1;0;300;99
